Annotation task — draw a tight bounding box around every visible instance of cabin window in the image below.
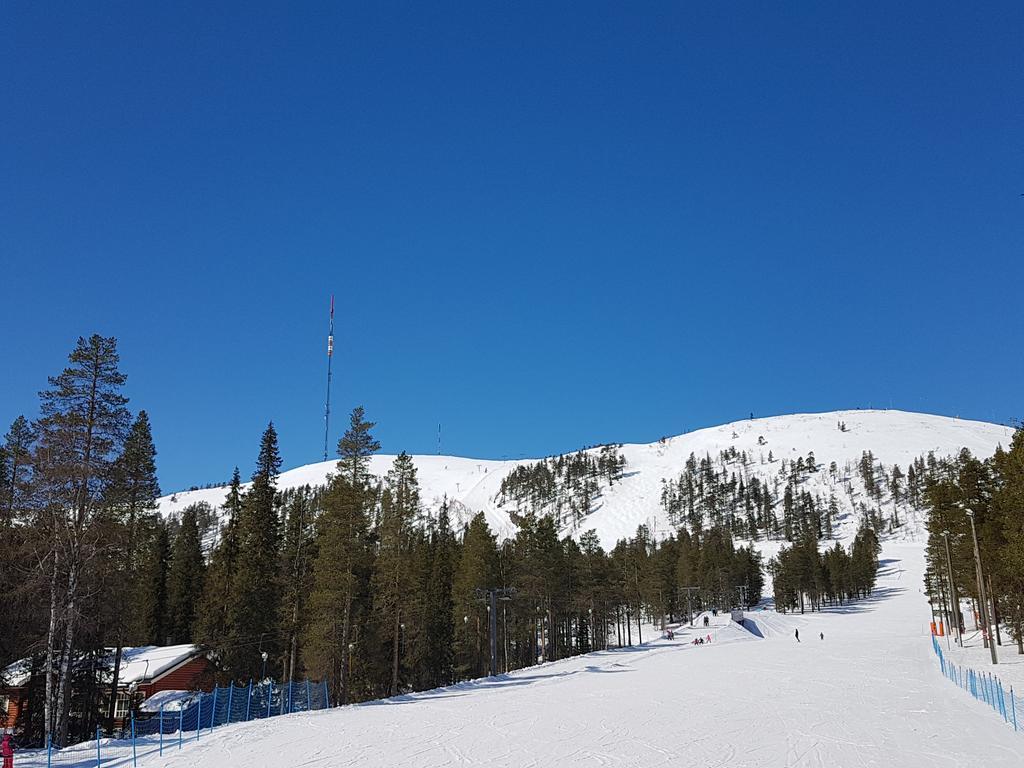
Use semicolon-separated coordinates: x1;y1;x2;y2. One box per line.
114;692;132;720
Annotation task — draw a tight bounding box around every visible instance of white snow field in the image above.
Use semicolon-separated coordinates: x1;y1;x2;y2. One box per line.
133;540;1023;768
158;409;1015;549
133;410;1024;766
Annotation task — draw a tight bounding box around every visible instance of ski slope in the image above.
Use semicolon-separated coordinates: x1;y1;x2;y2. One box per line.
38;409;1015;767
157;409;1015;549
134;539;1021;768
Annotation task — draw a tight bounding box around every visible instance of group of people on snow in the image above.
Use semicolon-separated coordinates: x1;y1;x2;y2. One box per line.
794;629;825;642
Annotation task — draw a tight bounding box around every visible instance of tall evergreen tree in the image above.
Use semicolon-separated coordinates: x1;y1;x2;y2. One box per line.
196;467;243;665
224;424;282;681
453;513;499;678
100;409;161;727
2;415;35;524
138;519;171;644
369;452;420;695
33;335;130;745
279;486;318;682
304;407;379;703
166;504;207;644
417;501;456;687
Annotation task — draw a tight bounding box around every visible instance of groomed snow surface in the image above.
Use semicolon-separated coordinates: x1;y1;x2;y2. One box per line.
105;541;1017;768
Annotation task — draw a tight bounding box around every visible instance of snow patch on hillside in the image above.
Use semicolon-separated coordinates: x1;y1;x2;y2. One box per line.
157;410;1014;550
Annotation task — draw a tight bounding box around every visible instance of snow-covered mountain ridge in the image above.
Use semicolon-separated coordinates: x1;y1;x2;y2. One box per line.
156;410;1015;550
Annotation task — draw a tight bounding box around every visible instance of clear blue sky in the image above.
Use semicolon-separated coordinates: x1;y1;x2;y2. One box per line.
2;2;1022;493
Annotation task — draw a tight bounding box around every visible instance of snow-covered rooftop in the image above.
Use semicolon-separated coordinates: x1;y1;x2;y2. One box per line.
1;645;200;689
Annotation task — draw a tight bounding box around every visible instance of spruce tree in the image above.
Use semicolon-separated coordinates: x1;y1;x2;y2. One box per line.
304;407;379;703
224;423;282;681
166;504;207;644
370;452;420;695
419;501;455;687
107;411;161;540
138;519;171;644
279;487;318;683
453;512;499;679
196;467;243;669
101;408;162;725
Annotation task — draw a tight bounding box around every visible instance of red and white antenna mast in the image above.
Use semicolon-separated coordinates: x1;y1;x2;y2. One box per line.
323;294;335;462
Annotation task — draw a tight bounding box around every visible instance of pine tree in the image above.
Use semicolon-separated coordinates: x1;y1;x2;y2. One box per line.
2;415;35;524
889;465;904;528
0;416;38;678
166;504;207;643
991;429;1024;652
825;493;838;540
33;335;131;745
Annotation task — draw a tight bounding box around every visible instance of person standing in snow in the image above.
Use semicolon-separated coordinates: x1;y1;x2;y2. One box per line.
794;629;800;642
819;632;824;640
2;732;15;768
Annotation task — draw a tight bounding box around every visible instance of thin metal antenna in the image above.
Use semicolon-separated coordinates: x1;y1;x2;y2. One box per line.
323;295;335;462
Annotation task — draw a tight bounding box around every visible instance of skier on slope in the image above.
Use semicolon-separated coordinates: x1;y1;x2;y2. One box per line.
2;732;15;768
820;632;824;640
794;629;800;642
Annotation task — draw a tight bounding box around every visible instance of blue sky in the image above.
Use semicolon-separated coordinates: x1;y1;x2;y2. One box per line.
2;2;1022;492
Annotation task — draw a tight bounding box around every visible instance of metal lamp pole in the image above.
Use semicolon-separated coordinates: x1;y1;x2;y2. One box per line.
475;587;515;677
941;530;962;646
680;586;699;627
965;508;998;665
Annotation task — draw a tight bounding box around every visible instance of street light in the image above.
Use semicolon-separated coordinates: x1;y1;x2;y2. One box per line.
965;508;998;665
680;586;699;627
475;587;515;677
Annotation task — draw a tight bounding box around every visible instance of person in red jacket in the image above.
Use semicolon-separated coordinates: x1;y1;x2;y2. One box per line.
2;732;15;768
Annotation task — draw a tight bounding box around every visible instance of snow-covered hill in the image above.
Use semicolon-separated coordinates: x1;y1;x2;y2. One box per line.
156;410;1014;550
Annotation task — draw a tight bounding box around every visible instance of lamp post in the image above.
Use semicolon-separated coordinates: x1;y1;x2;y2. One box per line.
941;530;962;646
965;508;998;665
680;586;699;627
260;651;269;681
475;587;515;677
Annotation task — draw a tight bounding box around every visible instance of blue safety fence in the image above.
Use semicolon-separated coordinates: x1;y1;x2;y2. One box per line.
932;635;1020;734
18;679;330;767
